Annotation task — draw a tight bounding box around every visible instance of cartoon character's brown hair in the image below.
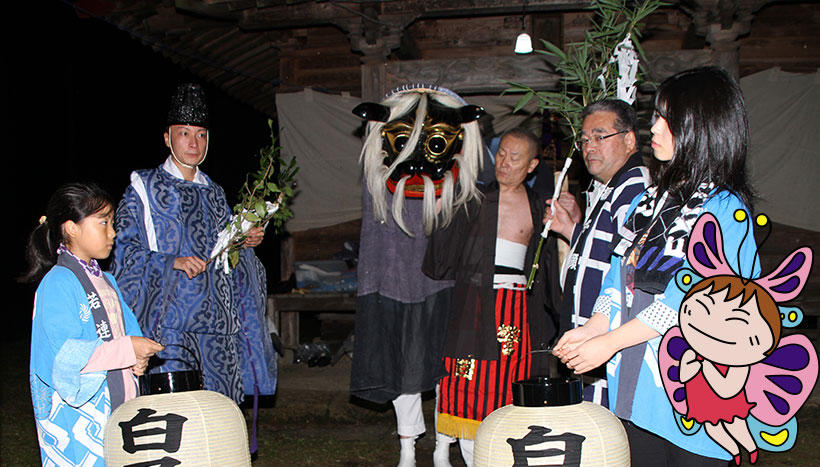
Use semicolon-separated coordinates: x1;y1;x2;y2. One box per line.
683;275;781;355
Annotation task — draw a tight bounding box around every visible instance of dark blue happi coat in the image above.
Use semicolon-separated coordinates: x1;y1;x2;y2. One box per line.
111;163;277;403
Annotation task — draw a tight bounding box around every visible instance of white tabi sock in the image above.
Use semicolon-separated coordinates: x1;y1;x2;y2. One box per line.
433;432;455;467
397;437;416;467
459;438;475;467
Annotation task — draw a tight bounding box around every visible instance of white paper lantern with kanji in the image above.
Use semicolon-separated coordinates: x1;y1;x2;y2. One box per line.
104;390;250;466
474;377;629;466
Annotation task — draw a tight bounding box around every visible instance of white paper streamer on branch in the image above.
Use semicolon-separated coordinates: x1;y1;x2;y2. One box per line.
543;36;638;239
210;201;280;274
613;33;639;104
597;33;639;104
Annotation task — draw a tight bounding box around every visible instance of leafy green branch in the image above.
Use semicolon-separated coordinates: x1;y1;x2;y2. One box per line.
507;0;664;147
209;119;299;271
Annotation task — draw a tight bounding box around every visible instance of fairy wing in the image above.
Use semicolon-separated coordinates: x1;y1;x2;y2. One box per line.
747;334;818;426
659;326;690;415
755;247;813;303
747;414;799;452
686;212;736;278
659;327;704;435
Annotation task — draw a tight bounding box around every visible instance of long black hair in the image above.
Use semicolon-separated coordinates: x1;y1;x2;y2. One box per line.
20;182;114;283
652;66;754;208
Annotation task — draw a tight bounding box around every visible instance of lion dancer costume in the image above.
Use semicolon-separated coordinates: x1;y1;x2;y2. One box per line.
350;85;484;467
111;84;277;408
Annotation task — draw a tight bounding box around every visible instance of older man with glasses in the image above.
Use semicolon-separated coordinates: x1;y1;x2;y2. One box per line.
545;99;651;407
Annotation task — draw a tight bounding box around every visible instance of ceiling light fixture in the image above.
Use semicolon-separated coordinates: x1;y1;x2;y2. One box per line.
514;2;532;54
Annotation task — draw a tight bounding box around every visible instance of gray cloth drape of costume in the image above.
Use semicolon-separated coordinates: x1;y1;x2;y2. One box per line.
350;184;454;404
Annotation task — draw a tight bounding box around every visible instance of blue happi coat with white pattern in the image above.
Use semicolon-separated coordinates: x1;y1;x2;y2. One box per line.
30;267;142;466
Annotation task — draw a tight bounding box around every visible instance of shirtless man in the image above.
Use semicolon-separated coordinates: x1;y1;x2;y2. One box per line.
496;130;540;243
424;128;560;466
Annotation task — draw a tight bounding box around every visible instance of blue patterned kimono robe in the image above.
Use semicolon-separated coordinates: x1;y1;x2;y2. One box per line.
111;159;277;403
30;266;142;466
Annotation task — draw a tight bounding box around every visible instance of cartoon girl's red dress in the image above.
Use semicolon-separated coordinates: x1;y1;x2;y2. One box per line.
685;356;755;424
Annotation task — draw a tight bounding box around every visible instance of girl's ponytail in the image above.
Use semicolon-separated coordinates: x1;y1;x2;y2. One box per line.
19;183;114;283
20;218;58;283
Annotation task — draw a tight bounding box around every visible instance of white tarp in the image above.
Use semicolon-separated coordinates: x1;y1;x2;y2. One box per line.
743;67;820;231
276;90;540;232
276;89;363;232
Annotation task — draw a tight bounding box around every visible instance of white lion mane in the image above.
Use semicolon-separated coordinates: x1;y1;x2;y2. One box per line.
360;88;482;236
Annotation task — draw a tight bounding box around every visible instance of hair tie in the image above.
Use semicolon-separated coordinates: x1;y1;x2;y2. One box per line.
39;215;47;225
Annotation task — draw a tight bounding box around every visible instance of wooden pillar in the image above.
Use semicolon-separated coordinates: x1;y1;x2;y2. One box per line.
687;0;775;80
345;18;402;101
705;23;743;79
280;235;294;282
277;235;297;349
280;309;300;350
361;58;387;102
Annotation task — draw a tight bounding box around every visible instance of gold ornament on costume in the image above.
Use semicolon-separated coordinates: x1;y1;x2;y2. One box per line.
454;358;476;380
496;325;521;356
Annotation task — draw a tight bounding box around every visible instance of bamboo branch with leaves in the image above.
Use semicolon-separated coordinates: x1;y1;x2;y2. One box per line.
504;0;663;289
208;119;299;273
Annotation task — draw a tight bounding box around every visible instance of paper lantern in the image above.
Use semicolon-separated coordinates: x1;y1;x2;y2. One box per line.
104;390;250;466
474;377;629;466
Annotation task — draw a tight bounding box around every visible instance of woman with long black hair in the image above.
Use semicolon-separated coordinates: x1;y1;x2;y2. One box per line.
553;67;759;465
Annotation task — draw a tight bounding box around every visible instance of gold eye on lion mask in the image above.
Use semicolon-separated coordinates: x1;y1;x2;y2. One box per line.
383;122;413;154
425;123;462;161
382;121;463;162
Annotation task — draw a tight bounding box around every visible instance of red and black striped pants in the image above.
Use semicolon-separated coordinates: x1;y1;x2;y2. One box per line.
437;287;531;439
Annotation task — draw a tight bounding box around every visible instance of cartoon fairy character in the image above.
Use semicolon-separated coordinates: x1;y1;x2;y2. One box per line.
659;210;817;465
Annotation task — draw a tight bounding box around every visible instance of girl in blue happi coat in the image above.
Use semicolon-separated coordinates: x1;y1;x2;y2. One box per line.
22;183;163;466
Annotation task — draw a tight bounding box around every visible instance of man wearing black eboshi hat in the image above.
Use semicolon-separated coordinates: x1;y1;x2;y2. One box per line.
110;83;278;410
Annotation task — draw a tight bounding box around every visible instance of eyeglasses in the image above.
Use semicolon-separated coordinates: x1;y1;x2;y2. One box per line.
574;129;628;151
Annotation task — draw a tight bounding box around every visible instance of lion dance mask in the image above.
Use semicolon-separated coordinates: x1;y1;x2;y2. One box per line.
353;84;484;235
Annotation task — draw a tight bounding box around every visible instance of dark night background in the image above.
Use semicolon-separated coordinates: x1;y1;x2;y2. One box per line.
5;1;279;336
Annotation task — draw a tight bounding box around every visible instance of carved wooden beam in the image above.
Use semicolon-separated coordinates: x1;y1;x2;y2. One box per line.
680;0;780;77
238;2;339;31
174;0;240;21
383;55;561;95
234;0;591;31
379;49;715;96
683;0;776;36
644;50;713;81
